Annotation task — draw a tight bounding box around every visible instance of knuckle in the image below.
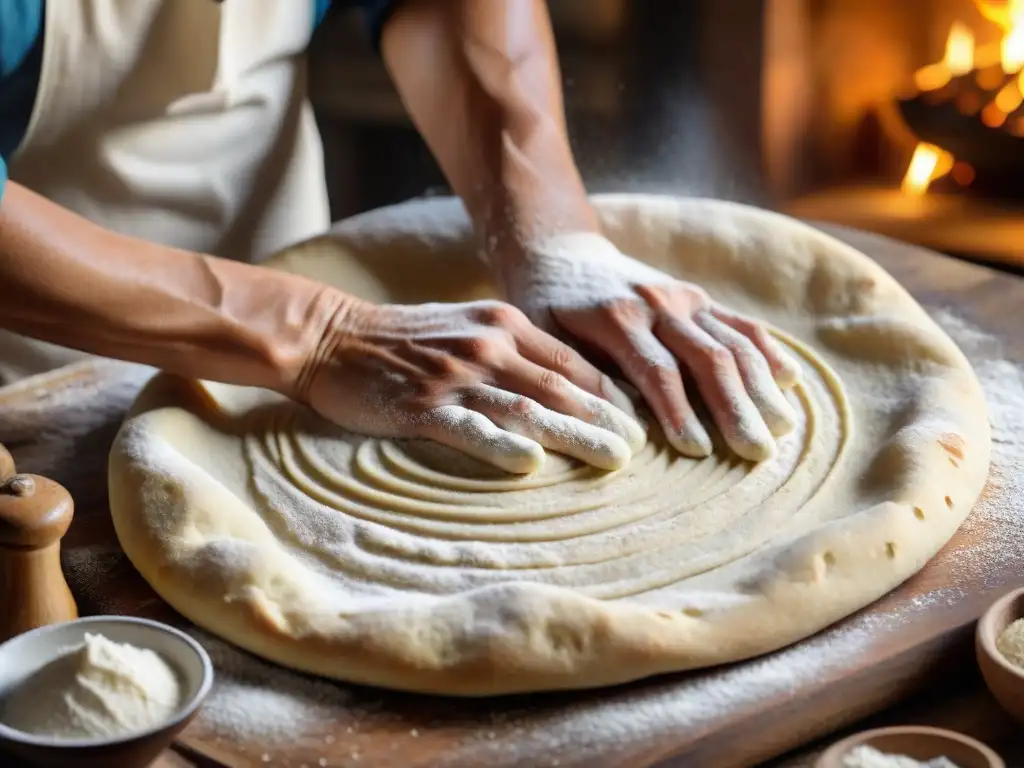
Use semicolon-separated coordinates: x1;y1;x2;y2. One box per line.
717;329;757;358
698;344;739;374
607;299;649;325
455;335;503;366
549;343;578;372
642;365;679;392
475;301;524;329
688;286;712;305
507;395;535;418
408;387;447;411
749;324;773;349
535;369;567;397
434;354;467;378
727;313;764;340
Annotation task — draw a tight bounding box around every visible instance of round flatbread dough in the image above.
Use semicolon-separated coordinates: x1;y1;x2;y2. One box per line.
108;195;991;696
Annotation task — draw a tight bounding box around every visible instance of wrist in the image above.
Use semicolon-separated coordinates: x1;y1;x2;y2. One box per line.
487;228;616;295
169;253;351;401
479;196;601;266
0;182;353;396
225;263;353;402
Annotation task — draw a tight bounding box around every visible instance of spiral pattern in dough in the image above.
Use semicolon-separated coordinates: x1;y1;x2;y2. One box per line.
243;333;849;605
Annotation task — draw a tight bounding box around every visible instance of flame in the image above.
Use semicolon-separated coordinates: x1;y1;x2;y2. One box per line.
995;78;1024;110
915;23;977;90
946;22;977;74
1002;25;1024;71
904;5;1024;196
974;0;1024;70
974;0;1024;32
901;143;955;196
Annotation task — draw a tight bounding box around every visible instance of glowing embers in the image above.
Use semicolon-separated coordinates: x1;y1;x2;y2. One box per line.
900;3;1024;198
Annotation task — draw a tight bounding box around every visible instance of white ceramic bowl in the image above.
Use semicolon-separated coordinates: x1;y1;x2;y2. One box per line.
0;616;213;767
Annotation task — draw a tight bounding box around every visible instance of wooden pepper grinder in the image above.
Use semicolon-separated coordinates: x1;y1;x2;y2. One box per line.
0;442;79;643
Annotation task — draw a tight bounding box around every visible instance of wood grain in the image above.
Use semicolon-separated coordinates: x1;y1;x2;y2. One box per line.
1;226;1022;768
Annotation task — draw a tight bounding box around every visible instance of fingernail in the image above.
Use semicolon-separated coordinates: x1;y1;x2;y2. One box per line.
589;433;633;472
496;438;546;474
733;437;775;462
762;395;799;438
669;421;714;458
775;355;802;389
728;419;776;462
587;407;647;456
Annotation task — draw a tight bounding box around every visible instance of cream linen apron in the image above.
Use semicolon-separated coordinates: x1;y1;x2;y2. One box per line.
0;0;331;384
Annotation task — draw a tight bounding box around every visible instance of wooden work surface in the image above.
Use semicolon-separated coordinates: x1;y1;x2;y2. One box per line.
1;225;1023;768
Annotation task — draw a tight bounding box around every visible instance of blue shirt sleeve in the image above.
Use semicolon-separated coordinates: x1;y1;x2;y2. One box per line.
314;0;333;28
0;0;45;204
317;1;400;50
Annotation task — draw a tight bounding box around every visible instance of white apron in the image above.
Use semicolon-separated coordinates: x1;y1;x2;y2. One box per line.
0;0;331;383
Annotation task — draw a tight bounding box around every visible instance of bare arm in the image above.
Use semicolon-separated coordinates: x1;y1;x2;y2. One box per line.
0;181;639;472
382;0;803;462
380;0;599;276
0;181;340;394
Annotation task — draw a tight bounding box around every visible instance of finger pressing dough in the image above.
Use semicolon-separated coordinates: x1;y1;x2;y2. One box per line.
108;195;991;696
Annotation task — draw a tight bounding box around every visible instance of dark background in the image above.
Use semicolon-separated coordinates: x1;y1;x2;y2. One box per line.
307;1;768;221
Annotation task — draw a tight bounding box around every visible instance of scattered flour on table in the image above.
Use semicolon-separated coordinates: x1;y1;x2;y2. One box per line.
931;310;1024;585
429;309;1024;767
187;630;359;743
443;591;965;767
25;311;1024;767
62;546;137;614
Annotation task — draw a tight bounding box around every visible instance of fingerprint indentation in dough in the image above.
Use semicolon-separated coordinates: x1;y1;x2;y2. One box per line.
244;333;852;603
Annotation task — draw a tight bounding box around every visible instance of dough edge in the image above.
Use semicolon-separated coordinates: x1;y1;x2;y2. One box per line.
107;195;991;696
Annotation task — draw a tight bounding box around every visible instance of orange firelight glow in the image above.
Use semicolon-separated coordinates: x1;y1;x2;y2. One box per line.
901;143;955;196
904;5;1024;195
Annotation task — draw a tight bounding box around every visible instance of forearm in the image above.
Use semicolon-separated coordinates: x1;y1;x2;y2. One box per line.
381;0;599;260
0;182;342;394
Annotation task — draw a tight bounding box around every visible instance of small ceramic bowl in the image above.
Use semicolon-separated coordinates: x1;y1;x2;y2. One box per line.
977;586;1024;724
815;726;1004;768
0;616;213;767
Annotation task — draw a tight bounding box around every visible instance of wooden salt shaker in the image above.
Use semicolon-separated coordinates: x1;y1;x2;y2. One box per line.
0;443;79;644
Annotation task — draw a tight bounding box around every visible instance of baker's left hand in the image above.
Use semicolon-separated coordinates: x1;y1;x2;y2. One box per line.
497;233;803;461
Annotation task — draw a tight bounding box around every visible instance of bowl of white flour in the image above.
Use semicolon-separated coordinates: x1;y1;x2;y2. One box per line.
0;615;212;767
815;726;1004;768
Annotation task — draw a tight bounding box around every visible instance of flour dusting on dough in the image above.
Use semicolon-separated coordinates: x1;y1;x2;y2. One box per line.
933;309;1024;582
105;197;993;696
0;298;1018;766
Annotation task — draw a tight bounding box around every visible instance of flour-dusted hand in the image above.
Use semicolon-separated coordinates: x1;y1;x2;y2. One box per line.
295;298;646;474
499;233;802;461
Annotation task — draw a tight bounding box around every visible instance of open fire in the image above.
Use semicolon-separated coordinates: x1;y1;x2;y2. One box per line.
901;0;1024;195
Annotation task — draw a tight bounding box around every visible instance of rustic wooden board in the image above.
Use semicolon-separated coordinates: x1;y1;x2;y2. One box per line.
1;226;1022;768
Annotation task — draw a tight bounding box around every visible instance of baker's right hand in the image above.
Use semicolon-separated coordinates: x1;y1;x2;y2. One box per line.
296;298;647;474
